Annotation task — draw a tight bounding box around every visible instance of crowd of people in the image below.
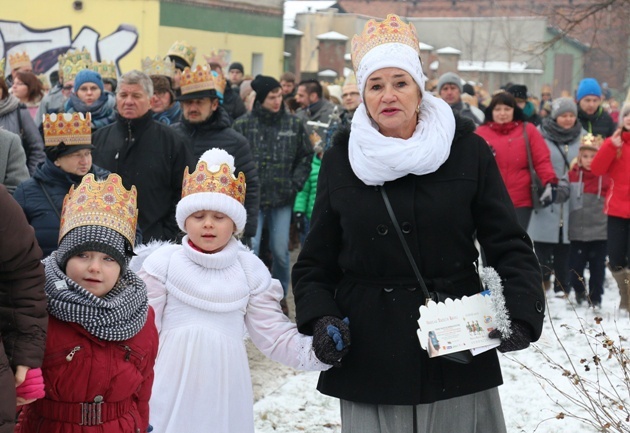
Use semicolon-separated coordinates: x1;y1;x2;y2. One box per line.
1;13;630;433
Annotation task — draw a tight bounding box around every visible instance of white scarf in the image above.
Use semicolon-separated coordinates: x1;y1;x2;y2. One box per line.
348;93;456;186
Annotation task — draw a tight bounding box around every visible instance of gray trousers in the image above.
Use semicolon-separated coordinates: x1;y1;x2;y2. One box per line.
340;387;507;433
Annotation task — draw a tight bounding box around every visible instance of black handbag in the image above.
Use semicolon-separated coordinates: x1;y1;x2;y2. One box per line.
523;123;545;210
380;185;473;364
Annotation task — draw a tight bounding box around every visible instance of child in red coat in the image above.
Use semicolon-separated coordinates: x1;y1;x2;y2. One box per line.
16;173;158;433
591;103;630;311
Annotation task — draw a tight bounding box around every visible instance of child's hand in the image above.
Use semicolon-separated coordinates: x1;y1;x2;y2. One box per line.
16;367;45;404
312;316;351;367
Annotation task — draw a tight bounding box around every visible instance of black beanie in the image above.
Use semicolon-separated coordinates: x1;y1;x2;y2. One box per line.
229;62;244;74
507;84;528;101
57;225;132;272
251;75;281;105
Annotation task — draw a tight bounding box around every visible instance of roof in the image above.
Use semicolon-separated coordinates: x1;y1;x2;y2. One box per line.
436;46;462;55
318;69;338;77
317;31;349;41
284;1;338;27
419;42;434;51
283;26;304;36
430;59;543;74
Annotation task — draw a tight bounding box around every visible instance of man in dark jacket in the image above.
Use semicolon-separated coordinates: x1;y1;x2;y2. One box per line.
0;185;47;433
233;75;312;306
576;78;616;139
172;69;260;241
92;70;195;242
295;79;337;136
438;72;484;126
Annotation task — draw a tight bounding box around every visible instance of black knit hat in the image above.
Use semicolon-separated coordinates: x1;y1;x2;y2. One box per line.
228;62;244;74
251;75;281;105
56;225;132;272
507;84;528;101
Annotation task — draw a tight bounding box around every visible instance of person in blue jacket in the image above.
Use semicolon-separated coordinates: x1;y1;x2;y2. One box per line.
13;112;110;256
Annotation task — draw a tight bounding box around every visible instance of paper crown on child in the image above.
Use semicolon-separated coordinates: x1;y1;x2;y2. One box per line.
58;48;92;68
176;148;247;234
580;133;604;152
92;61;117;80
58;173;138;247
43;112;92;147
60;59;91;82
166;40;196;69
351;14;425;97
9;51;32;71
178;65;226;101
142;56;175;78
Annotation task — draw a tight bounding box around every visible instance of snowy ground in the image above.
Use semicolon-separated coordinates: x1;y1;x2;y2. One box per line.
249;268;630;433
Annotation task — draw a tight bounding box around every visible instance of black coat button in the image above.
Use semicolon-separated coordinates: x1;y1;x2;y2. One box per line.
377;224;388;235
535;300;543;313
384;288;394;292
401;222;412;234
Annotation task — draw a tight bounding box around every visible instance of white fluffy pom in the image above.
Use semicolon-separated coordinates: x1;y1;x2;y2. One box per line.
199;148;236;173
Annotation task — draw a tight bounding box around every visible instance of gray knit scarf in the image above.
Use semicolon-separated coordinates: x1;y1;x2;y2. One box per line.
0;95;20;117
43;253;149;341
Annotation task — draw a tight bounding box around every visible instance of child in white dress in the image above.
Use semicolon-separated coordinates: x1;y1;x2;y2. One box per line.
137;149;331;433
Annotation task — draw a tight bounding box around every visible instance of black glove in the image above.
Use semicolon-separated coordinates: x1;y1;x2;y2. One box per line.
312;316;351;367
539;183;557;207
488;320;533;353
294;212;306;234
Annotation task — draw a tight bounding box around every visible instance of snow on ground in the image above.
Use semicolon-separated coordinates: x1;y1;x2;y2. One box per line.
252;270;630;433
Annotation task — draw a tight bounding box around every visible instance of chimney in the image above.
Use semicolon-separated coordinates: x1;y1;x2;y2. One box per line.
317;31;348;79
436;46;462;77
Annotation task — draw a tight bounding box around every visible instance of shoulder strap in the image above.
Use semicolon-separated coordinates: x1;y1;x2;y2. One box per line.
35;179;61;220
523;122;535;172
551;141;571;171
380;185;431;303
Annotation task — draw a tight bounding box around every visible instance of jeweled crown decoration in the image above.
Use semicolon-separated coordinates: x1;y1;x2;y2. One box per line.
43;112;92;147
580;133;604;151
59;173;138;247
142;56;175;78
9;51;32;70
182;161;246;205
166;40;196;68
180;65;225;96
92;61;117;80
61;59;91;82
351;14;420;71
58;48;92;67
203;50;229;69
0;58;5;77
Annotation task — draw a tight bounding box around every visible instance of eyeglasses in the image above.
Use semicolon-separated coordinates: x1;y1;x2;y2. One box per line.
62;85;73;90
342;92;360;98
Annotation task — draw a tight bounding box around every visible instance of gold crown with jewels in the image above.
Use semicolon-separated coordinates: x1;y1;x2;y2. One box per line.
58;48;92;67
166;40;196;68
43;112;92;147
60;59;91;82
180;65;226;97
182;160;246;205
580;133;604;151
142;56;175;78
9;51;32;71
59;173;138;246
351;14;420;71
92;61;117;80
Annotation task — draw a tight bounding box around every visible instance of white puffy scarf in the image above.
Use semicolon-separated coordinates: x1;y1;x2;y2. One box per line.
348;92;456;186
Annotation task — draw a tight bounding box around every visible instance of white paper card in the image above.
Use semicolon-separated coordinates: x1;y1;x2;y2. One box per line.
417;291;500;358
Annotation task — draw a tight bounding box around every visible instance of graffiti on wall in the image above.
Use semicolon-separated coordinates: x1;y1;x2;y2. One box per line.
0;20;138;77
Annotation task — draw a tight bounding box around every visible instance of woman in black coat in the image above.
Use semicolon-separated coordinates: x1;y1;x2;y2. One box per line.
13;113;110;257
292;14;545;433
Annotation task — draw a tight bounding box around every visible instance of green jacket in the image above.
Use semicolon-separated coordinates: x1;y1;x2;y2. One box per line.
293;154;321;219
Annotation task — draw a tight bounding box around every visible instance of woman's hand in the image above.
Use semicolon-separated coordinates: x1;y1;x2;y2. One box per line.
539;183;557;207
611;129;623;148
489;320;533;353
312;316;351;367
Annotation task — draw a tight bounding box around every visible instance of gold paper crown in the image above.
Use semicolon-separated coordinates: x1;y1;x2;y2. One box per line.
0;58;5;77
58;48;92;67
203;50;229;69
142;56;175;78
59;173;138;247
166;40;196;68
580;133;604;151
342;72;358;88
43;112;92;147
60;59;91;82
182;161;246;205
37;73;50;89
351;14;420;71
9;51;32;70
180;65;226;97
92;61;117;80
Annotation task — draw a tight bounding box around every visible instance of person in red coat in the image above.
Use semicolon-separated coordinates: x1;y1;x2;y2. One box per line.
591;102;630;311
15;172;158;433
476;92;558;229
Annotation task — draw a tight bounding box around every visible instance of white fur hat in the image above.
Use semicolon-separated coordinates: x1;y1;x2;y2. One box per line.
176;148;247;234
